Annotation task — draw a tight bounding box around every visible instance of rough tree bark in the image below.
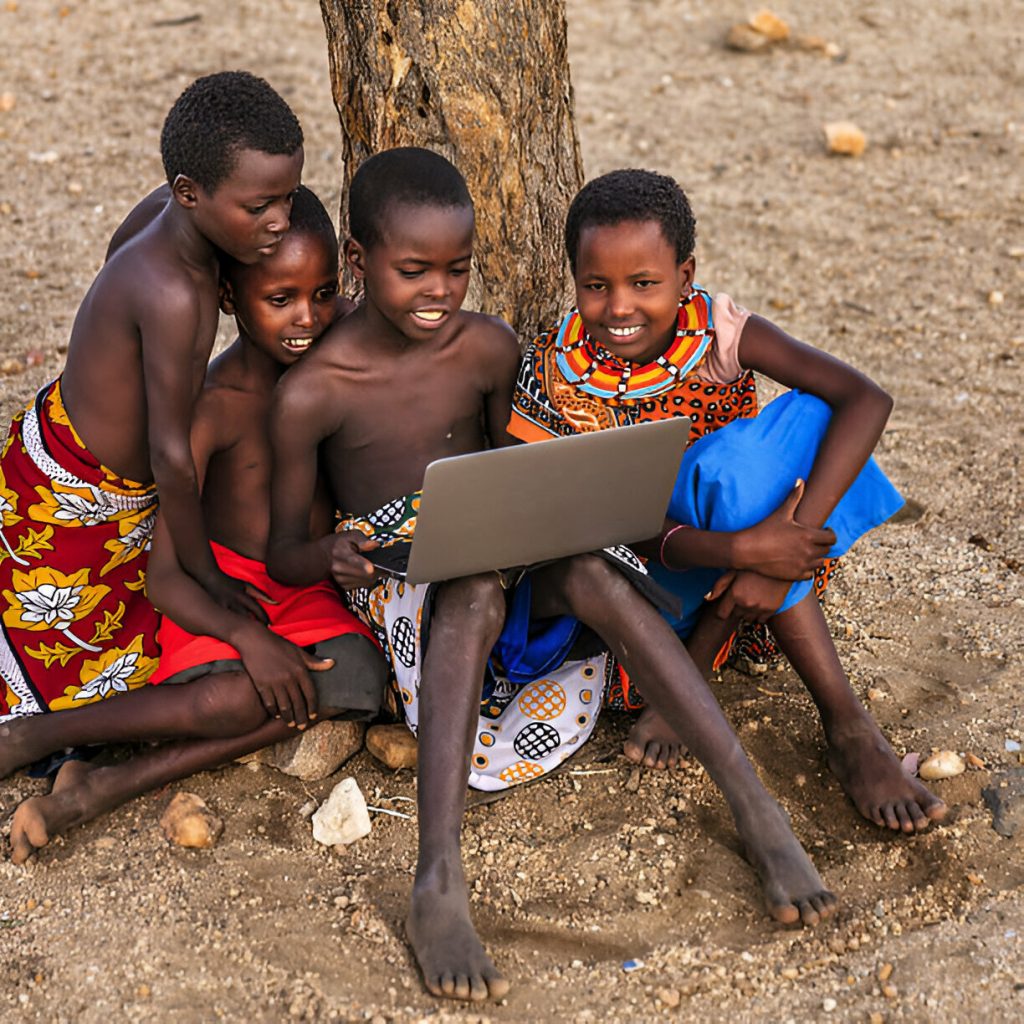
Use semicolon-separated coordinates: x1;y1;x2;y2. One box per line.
319;0;583;341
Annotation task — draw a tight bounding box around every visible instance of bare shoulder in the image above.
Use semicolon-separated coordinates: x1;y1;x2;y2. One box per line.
105;185;171;262
459;311;521;368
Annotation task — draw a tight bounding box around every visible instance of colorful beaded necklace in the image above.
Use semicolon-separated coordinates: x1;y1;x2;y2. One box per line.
554;285;715;401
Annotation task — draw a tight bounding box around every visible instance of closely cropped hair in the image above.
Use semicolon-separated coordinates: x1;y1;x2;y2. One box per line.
348;147;472;249
287;186;338;258
161;71;303;192
565;169;696;274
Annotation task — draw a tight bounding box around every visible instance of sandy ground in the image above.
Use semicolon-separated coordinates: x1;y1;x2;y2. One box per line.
1;0;1022;1020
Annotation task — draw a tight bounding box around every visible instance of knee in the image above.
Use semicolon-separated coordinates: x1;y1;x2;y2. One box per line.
435;573;506;640
189;672;266;734
558;554;628;613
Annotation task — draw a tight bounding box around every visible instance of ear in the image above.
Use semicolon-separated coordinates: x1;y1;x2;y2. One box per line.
219;277;236;316
678;254;696;295
171;173;200;209
343;238;367;280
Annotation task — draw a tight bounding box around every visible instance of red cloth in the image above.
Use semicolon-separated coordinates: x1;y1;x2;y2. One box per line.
150;540;374;684
1;379;160;719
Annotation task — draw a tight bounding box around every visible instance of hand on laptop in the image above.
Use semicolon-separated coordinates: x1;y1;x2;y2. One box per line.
329;531;382;589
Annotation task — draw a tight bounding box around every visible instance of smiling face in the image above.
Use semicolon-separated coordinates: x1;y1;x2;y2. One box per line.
223;229;339;365
573;219;695;365
178;145;305;264
346;201;474;342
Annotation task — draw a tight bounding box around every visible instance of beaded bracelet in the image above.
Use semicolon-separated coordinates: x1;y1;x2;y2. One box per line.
659;523;693;571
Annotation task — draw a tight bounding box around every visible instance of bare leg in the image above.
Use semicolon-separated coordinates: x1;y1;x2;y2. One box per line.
406;574;510;1002
624;605;738;768
1;671;268;779
534;556;836;926
9;691;326;864
769;594;946;833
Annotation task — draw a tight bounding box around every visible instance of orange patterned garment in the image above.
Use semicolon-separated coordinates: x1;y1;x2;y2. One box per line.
0;379;160;720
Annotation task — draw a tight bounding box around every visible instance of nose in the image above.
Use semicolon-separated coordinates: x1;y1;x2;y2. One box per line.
423;272;449;300
293;297;315;329
607;286;634;319
266;196;293;236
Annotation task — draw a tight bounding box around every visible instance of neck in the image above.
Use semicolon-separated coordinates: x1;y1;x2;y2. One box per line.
232;334;288;389
160;201;218;272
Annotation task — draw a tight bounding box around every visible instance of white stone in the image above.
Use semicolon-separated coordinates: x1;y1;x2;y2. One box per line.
311;777;372;847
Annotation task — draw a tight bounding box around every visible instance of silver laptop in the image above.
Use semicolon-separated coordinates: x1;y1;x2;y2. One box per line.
396;418;690;584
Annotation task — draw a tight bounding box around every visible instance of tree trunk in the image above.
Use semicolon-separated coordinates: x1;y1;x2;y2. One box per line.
319;0;583;341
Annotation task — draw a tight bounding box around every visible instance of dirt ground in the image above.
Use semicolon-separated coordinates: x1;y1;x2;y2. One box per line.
1;0;1022;1020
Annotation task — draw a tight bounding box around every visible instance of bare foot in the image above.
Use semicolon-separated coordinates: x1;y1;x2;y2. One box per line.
826;713;947;833
406;860;509;1002
623;706;686;769
736;800;838;927
9;762;97;864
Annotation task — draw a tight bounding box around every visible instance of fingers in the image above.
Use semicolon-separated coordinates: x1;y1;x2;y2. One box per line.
295;669;318;727
302;652;335;672
355;537;380;553
780;478;805;517
244;582;278;606
706;570;737;603
234;591;270;624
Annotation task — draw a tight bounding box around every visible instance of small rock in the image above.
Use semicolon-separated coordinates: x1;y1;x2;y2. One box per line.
657;986;681;1009
1;357;24;375
622;959;644;973
634;890;658;906
0;92;15;113
966;752;985;769
796;34;843;58
28;150;59;164
878;962;893;982
67;181;83;195
988;290;1004;306
867;687;886;701
625;766;641;792
1005;738;1022;753
297;800;317;819
242;720;364;781
311;777;372;847
882;983;898;1000
823;997;837;1012
824;121;867;156
726;23;773;52
749;9;790;41
366;723;418;769
919;750;965;780
901;751;920;776
780;967;799;980
160;792;223;849
982;767;1024;837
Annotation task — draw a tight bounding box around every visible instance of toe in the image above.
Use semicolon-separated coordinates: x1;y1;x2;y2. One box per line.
881;804;900;830
439;972;457;997
452;973;472;1001
485;971;510;1001
896;804;914;832
926;797;948;822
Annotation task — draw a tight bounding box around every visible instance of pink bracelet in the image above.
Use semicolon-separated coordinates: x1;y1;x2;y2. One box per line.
659;523;692;571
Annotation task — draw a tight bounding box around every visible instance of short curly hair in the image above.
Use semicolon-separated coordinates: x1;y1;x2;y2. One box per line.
161;71;303;192
564;169;696;274
348;147;472;249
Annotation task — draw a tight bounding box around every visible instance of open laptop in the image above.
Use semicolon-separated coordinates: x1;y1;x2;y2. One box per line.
370;417;690;585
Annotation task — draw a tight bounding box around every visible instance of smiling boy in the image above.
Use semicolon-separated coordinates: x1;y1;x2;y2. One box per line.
0;72;303;728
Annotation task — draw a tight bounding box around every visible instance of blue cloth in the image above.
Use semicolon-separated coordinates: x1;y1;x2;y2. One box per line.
648;389;904;638
489;575;581;686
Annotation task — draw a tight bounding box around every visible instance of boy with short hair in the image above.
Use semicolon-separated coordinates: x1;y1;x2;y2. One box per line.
268;148;836;1004
510;168;944;833
0;187;384;862
0;71;303;725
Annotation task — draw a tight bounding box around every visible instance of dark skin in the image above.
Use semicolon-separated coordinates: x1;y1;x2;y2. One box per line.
1;230;367;863
60;146;304;617
268;202;837;1005
575;219;945;832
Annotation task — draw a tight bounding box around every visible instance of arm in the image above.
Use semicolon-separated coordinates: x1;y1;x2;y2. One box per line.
266;375;379;589
739;314;893;529
138;281;258;614
145;395;327;727
481;318;522;449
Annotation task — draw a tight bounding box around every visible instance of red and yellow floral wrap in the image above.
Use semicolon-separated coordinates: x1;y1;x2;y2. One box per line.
0;379;159;720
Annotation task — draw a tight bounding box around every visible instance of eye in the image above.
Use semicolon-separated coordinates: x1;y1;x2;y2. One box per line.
246;203;269;215
398;269;424;279
449;267;469;277
584;282;606;292
634;279;657;290
315;285;339;302
266;295;289;307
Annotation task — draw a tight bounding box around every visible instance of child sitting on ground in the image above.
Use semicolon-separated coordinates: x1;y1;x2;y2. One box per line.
1;187;384;862
509;168;946;834
0;71;305;740
267;148;837;1005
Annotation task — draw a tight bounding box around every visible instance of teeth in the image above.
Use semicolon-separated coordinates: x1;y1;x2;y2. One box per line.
608;326;642;337
283;338;313;350
415;310;444;321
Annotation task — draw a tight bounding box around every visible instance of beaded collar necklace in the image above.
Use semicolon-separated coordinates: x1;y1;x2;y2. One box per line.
553;285;715;400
